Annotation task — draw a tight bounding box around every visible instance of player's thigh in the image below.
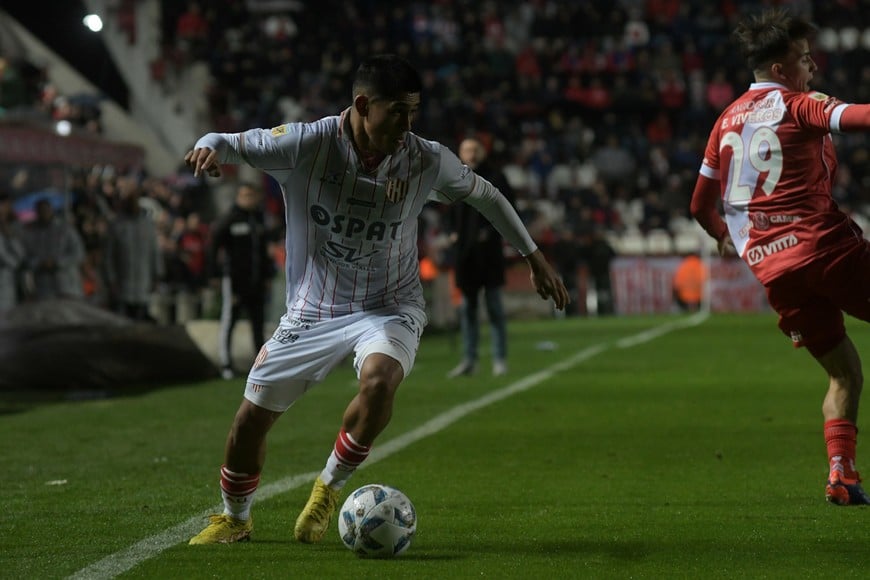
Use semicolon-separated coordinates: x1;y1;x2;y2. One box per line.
352;307;427;380
245;318;355;411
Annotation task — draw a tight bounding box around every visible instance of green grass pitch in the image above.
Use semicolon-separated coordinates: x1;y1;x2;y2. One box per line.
3;312;870;579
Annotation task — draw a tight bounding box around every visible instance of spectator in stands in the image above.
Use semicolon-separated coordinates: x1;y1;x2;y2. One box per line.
208;182;275;380
104;179;164;321
21;198;85;300
0;192;25;312
447;137;513;378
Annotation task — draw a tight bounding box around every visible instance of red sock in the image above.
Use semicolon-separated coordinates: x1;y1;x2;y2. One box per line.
825;419;858;479
320;429;371;488
334;429;370;469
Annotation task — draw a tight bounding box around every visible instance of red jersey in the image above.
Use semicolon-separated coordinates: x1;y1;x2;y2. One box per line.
699;81;864;284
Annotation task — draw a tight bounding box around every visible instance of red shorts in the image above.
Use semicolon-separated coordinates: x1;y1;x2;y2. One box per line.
765;240;870;357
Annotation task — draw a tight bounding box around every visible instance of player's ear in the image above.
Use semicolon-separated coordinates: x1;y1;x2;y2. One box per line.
353;95;369;117
771;62;788;82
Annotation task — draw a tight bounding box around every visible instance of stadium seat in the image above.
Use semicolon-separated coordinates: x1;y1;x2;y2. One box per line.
673;231;702;255
645;229;674;255
617;230;646;255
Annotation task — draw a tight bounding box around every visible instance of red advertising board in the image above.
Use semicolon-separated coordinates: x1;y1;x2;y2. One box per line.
611;256;768;314
0;122;144;168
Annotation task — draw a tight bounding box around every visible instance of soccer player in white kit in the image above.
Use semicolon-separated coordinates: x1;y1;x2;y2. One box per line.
186;54;570;545
691;10;870;505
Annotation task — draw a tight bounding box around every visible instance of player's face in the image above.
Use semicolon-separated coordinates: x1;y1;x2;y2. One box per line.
237;185;261;209
779;39;816;93
363;93;420;155
458;139;485;168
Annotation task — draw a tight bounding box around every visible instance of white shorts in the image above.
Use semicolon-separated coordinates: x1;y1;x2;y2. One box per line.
244;306;427;412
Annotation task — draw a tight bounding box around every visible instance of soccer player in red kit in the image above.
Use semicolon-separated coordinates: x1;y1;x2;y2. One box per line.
691;9;870;505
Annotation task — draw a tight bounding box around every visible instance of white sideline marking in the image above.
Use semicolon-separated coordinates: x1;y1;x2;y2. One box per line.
68;312;708;579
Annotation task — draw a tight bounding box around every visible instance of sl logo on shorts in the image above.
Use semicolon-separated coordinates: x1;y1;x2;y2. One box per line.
272;328;300;344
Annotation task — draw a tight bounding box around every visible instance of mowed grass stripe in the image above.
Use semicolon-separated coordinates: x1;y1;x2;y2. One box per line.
68;313;708;579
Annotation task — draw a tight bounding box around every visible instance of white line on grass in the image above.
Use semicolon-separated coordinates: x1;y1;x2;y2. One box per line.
68;311;709;579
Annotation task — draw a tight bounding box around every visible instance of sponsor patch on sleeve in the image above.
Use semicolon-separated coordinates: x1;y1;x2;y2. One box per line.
809;92;829;101
271;125;287;137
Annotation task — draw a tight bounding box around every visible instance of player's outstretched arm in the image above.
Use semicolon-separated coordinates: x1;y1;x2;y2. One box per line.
839;104;870;131
525;249;570;310
184;128;297;181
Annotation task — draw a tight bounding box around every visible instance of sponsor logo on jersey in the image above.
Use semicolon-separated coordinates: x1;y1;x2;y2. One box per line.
746;233;799;265
750;212;770;231
310;203;401;242
270;125;287;137
810;92;829;101
769;214;800;224
321;241;380;270
749;212;802;233
385;178;408;203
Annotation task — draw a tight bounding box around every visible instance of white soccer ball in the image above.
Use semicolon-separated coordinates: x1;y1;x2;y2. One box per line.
338;483;417;557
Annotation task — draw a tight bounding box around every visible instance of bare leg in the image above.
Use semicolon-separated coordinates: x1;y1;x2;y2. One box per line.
815;336;863;423
225;398;283;474
342;353;405;446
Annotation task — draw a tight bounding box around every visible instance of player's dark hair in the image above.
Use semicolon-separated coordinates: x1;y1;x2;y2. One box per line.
733;9;817;71
352;54;422;100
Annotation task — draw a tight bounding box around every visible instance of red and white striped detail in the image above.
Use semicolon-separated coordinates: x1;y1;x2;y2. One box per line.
220;465;260;497
334;429;370;468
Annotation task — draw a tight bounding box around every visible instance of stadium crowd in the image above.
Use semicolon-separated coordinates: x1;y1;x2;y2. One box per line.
2;0;870;320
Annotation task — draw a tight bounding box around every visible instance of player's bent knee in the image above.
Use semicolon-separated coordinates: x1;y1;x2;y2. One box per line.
233;399;282;435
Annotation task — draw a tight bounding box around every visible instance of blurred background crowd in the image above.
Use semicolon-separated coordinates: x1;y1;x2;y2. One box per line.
1;0;869;322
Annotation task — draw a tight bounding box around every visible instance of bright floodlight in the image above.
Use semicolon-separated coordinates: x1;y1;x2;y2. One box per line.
83;14;103;32
56;120;72;136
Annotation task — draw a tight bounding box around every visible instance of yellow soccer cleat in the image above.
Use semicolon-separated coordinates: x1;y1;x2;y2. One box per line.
294;476;340;543
189;514;253;545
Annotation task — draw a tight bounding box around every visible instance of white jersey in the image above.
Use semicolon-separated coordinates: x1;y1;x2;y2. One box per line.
196;109;534;321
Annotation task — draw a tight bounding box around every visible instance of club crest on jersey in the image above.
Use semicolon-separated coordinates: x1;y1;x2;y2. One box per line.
320;171;343;186
385;178;408;203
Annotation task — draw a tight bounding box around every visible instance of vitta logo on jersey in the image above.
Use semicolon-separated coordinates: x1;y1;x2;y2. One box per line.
746;234;799;265
385;178;408;203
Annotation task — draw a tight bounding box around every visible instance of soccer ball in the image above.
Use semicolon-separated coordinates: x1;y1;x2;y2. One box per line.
338;484;417;557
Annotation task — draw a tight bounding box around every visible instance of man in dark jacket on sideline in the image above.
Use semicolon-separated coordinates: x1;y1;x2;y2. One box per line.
209;182;277;379
447;137;514;378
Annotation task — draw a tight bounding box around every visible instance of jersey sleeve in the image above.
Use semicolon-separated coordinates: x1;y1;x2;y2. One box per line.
788;91;849;133
194;123;303;182
426;146;475;203
699;122;722;181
